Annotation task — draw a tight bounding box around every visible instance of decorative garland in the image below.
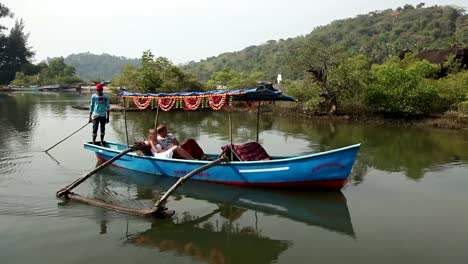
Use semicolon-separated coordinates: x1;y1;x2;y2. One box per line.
122;91;249;111
133;97;152;110
158;98;176;111
208;94;227;110
183;97;202;111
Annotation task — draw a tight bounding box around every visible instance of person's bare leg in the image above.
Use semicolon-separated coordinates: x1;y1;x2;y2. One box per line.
174;146;194;160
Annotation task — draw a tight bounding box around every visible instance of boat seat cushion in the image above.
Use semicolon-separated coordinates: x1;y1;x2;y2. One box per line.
221;142;271;161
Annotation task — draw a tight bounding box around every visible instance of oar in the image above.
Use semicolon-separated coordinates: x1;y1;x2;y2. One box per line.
149;156;227;217
56;144;143;197
45;118;94;153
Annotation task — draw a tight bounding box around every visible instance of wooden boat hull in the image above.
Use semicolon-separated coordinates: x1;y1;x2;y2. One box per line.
84;142;361;189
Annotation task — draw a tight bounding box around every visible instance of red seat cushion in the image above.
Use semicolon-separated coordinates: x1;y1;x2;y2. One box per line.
221;142;270;161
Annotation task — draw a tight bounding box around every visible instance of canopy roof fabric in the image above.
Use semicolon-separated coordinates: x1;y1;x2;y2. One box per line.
118;83;296;111
118;84;296;102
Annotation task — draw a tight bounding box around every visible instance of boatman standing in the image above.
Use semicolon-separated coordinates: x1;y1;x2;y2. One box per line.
89;83;110;145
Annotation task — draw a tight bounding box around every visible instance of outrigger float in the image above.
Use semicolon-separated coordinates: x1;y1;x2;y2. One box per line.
56;83;361;218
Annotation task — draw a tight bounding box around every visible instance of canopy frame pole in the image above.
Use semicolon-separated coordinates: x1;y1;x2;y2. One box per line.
256;101;261;143
154;101;160;129
229;105;233;161
123;97;129;147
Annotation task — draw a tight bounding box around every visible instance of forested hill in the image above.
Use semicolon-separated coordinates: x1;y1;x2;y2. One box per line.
181;4;468;81
64;52;140;80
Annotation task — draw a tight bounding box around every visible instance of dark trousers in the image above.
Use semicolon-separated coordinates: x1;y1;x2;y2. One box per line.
92;116;106;137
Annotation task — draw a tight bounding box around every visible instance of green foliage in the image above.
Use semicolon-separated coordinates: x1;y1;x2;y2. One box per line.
112;65;141;91
161;66;203;92
432;70;468;110
443;54;464;74
329;55;372;103
0;17;34;84
458;101;468;114
365;59;440;115
140;50;163;92
182;5;467;82
113;50;202;93
0;3;12;23
11;56;82;85
285;78;321;110
63;52;141;81
205;68;264;90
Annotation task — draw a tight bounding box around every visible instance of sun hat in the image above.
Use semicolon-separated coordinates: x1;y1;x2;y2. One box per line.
96;83;104;90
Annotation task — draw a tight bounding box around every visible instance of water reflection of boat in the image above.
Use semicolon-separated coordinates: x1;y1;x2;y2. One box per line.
102;165;355;237
126;214;290;264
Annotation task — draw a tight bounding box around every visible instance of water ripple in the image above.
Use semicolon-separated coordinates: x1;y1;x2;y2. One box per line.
0;194;133;220
0;154;32;178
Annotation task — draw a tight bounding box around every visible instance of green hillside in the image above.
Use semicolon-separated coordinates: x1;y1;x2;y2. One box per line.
64;52;140;81
181;4;468;81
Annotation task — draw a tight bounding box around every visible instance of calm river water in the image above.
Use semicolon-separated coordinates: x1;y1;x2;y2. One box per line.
0;92;467;264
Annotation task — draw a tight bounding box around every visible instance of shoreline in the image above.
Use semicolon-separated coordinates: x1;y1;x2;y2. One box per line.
73;103;468;130
73;103;141;112
273;105;468;130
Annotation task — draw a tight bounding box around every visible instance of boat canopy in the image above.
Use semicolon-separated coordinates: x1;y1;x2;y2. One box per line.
118;83;297;111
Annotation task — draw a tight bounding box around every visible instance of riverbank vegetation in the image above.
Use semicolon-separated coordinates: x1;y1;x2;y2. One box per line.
0;4;82;86
284;47;468;116
11;57;82;86
110;5;468;121
4;3;468;128
111;50;202;93
0;4;34;85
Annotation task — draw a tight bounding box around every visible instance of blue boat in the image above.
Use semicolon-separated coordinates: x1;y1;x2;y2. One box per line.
85;141;360;189
84;84;361;189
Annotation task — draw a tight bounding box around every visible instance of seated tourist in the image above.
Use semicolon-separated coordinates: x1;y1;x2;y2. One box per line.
156;124;211;160
147;128;194;160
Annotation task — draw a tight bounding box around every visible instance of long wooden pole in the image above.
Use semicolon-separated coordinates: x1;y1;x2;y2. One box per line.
45;119;93;152
56;144;142;197
149;156;227;216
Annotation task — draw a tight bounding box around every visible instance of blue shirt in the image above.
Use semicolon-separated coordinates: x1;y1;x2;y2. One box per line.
90;93;110;117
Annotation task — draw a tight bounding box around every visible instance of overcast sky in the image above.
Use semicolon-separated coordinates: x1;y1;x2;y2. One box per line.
2;0;467;64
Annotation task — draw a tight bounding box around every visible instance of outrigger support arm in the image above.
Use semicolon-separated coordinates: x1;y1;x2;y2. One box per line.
56;144;144;198
149;156;228;217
